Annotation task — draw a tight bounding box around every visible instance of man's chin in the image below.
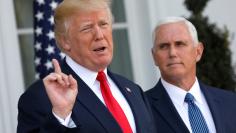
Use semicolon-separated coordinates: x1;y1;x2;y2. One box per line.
165;70;185;78
95;59;112;69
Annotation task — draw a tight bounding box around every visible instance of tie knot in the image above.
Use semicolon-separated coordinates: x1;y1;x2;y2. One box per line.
97;71;107;82
185;93;195;103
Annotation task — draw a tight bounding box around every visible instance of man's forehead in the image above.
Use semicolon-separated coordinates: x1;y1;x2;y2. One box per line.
157;22;187;33
71;10;110;21
156;23;190;38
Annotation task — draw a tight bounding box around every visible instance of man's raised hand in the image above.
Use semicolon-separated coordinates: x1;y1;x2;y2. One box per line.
43;59;78;119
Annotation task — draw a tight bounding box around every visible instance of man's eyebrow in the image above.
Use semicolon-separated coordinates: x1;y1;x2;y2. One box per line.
158;42;170;45
80;21;92;26
79;22;93;28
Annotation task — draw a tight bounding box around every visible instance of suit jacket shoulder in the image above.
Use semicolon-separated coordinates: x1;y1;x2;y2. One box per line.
200;83;236;133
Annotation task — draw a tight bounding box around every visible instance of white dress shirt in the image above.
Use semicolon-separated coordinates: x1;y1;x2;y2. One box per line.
54;56;136;133
161;78;216;133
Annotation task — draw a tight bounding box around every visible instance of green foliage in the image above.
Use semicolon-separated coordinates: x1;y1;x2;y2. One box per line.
184;0;209;15
184;0;236;91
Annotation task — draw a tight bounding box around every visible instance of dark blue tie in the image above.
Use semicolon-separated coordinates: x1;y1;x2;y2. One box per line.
185;93;209;133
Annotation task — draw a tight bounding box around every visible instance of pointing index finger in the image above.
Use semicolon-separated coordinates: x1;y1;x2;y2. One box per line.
52;59;62;73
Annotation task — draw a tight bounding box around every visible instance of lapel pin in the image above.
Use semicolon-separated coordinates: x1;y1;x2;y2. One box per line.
125;87;132;93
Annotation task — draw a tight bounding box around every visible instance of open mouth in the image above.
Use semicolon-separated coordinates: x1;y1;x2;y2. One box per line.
94;47;106;52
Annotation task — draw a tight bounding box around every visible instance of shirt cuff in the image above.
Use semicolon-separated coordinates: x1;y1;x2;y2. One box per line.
52;111;76;128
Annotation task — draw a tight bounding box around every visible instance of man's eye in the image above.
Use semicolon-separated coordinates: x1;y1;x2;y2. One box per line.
159;43;168;49
176;41;186;46
100;22;109;27
80;27;91;32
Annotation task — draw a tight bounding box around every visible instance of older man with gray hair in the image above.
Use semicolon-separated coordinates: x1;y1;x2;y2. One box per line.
146;16;236;133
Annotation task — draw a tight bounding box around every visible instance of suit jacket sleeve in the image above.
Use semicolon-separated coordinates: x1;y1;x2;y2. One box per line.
17;80;80;133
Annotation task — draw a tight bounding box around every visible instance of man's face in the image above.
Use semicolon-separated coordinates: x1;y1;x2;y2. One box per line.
152;22;203;83
61;9;113;72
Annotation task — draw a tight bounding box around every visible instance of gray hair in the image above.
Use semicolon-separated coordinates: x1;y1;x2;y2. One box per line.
152;16;199;46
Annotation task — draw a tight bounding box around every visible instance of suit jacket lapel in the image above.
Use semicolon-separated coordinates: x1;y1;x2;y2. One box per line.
200;83;225;133
108;71;154;133
150;80;190;133
61;61;122;133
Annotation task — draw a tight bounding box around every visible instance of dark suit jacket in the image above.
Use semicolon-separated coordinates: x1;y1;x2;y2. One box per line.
17;60;156;133
146;79;236;133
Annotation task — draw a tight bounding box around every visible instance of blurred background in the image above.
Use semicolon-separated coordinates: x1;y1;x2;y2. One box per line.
0;0;236;132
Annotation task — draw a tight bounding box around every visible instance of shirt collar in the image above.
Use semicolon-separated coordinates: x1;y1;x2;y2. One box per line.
161;77;204;106
188;79;204;104
65;55;108;88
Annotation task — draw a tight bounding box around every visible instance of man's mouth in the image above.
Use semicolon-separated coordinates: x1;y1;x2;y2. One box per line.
167;62;183;67
94;47;106;52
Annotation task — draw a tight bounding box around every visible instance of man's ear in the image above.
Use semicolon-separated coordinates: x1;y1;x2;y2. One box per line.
151;48;159;66
58;35;71;51
196;42;204;62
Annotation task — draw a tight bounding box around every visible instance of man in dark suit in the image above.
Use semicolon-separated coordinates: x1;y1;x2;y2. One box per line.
146;16;236;133
17;0;156;133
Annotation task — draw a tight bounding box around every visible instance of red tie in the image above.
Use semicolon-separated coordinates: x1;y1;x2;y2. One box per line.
96;71;133;133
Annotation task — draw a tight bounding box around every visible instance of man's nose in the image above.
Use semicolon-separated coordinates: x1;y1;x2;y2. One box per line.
169;45;177;57
94;25;104;40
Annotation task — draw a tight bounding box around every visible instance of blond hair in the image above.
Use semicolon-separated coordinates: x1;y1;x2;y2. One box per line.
54;0;112;50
